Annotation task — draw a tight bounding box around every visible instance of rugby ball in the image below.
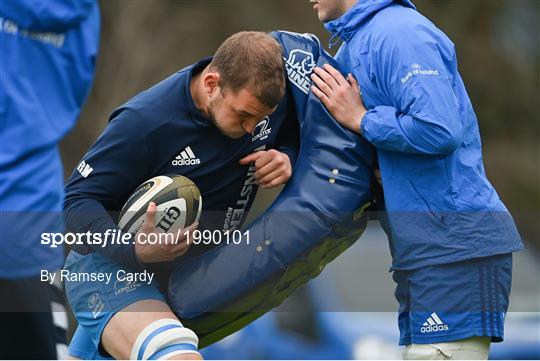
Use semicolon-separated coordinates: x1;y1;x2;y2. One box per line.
118;175;202;235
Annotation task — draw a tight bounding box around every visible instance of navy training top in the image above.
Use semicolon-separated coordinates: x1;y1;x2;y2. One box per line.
64;58;298;268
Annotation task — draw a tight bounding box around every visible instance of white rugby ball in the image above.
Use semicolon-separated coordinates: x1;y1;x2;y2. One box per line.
118;175;202;235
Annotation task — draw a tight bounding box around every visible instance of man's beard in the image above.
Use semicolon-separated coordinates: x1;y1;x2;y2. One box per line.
207;97;245;139
205;94;220;122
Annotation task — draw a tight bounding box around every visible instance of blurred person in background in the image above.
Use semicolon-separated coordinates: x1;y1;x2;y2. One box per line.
0;0;99;358
309;0;523;359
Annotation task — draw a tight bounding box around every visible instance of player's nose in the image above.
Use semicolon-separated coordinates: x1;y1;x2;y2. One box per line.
242;120;257;134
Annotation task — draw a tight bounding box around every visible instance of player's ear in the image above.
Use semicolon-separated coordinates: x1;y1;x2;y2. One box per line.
202;72;221;96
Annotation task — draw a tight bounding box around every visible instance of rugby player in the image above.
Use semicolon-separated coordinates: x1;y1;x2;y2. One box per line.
309;1;523;359
63;31;297;359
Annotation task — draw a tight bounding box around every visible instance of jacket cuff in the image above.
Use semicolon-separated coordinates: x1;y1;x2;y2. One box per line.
125;235;143;268
104;233;143;269
360;109;372;139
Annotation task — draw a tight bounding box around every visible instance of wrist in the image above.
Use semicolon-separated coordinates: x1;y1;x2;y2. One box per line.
347;109;366;135
128;237;144;268
358;109;367;134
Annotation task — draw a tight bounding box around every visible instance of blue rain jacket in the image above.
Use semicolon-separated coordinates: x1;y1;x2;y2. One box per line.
325;0;523;270
0;0;99;277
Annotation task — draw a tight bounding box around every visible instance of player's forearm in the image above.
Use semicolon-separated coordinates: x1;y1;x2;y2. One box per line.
361;105;463;156
64;196;141;267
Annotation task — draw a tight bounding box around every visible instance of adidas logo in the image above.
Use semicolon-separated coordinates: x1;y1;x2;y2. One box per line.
172;146;200;166
420;312;449;333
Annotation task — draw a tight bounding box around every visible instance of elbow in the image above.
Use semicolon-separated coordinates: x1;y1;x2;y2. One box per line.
436;125;463;155
63;192;78;212
63;197;73;213
63;192;88;214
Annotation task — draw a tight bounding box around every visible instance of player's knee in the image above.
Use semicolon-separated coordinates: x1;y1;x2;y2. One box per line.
403;336;490;360
130;318;201;360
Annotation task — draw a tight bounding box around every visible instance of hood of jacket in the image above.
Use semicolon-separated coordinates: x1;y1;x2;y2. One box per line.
324;0;416;43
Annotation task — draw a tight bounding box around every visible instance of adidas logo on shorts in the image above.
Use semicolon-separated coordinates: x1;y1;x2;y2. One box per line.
420;312;449;333
172;146;200;166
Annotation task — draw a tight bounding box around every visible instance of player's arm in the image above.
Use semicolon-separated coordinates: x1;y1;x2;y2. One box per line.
64;108;191;266
311;30;462;156
0;0;95;31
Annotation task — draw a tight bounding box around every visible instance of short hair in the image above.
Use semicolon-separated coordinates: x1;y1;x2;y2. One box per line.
210;31;285;108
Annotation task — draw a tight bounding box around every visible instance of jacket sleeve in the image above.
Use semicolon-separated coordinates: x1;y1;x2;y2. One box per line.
359;28;463;156
64;108;150;267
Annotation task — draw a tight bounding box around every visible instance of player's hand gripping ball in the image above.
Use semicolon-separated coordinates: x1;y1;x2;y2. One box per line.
118;175;202;263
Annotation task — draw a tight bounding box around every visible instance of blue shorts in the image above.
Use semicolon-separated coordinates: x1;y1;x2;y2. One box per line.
393;253;513;345
64;250;166;358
